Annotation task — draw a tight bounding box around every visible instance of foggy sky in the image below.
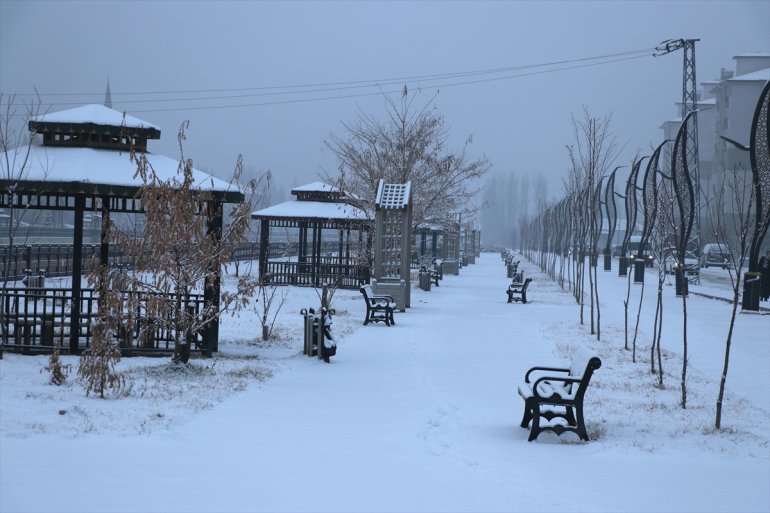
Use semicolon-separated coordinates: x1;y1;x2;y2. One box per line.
1;0;768;207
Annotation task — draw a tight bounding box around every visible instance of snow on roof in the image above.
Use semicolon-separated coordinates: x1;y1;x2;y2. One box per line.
291;182;338;193
728;68;770;82
3;137;237;194
733;52;770;59
251;199;367;221
32;104;160;131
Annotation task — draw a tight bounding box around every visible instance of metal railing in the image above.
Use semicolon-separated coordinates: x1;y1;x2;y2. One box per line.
1;287;207;355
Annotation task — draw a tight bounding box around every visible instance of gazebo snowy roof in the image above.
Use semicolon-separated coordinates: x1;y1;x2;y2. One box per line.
2;104;242;203
252;182;367;222
32;104;161;131
6;137;241;200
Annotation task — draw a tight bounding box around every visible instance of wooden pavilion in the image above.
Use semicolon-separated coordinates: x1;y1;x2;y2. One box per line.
0;104;243;356
251;182;371;289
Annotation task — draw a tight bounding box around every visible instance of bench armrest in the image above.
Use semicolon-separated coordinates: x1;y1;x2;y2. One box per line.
369;296;396;308
531;375;585;399
524;366;569;383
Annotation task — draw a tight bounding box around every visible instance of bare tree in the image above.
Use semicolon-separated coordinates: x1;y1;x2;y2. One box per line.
1;94;48;339
323;90;490;229
90;121;268;364
256;269;289;342
566;108;621;336
706;164;756;429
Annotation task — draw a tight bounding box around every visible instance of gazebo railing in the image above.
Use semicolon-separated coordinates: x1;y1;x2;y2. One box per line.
263;260;369;289
0;287;207;355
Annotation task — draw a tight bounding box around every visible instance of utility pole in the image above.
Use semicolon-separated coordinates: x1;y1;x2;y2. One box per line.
656;38;701;282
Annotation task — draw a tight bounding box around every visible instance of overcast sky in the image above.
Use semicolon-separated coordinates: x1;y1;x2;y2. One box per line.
1;0;768;205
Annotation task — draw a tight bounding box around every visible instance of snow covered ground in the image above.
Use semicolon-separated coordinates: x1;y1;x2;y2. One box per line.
1;253;768;512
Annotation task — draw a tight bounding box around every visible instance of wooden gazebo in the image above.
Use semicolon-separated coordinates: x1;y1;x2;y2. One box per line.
412;222;444;267
0;104;243;355
251;182;371;289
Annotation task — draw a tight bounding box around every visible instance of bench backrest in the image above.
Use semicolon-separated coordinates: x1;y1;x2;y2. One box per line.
360;285;374;302
568;349;602;396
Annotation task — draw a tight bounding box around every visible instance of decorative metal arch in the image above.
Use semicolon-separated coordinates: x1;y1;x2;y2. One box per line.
593;178;604;260
672;111;697;257
749;80;770;272
640;141;666;255
604;166;621;254
623;156;646;255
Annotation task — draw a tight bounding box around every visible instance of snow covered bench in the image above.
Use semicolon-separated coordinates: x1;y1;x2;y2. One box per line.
517;350;601;442
506;278;532;303
430;261;442;286
359;285;396;326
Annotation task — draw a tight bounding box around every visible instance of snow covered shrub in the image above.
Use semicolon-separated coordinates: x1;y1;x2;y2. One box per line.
77;320;125;398
41;342;71;386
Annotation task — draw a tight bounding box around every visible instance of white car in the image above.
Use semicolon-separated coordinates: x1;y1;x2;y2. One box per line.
701;243;732;269
663;249;699;275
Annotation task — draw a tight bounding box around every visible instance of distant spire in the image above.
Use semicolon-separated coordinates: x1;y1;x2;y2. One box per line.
104;79;112;109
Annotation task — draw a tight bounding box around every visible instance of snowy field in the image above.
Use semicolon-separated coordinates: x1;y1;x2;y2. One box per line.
1;253;768;513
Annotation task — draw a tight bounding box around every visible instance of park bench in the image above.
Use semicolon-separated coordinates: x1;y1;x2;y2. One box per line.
359;285;396;326
431;261;442;286
506;277;532;303
517;350;602;442
506;260;520;279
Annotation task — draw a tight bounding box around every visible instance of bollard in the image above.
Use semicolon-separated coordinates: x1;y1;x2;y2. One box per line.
675;268;689;297
742;272;761;312
418;266;431;291
619;256;629;277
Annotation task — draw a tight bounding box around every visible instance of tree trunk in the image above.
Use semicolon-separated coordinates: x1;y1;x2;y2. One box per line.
680;293;688;408
632;279;645;363
716;288;741;428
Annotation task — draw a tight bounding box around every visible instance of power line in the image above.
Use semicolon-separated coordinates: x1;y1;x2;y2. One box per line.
126;54;652;114
2;49;655;114
4;46;655;99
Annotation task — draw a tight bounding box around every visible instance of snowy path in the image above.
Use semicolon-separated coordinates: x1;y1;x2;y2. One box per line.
1;253;768;512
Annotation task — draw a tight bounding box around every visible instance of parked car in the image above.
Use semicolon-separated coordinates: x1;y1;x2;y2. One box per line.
663;248;699;275
701;243;732;269
626;236;654;267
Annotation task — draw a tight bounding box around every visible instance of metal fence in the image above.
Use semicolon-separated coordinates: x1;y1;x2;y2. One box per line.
1;286;207;355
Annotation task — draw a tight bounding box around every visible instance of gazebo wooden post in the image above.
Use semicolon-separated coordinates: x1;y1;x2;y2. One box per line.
100;199;110;268
338;227;344;267
345;226;351;266
259;219;269;282
312;222;321;286
203;200;223;356
298;221;307;265
69;194;85;354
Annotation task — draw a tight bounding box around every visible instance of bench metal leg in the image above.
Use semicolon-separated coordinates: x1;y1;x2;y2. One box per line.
520;401;533;429
528;403;541;442
575;406;589;441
